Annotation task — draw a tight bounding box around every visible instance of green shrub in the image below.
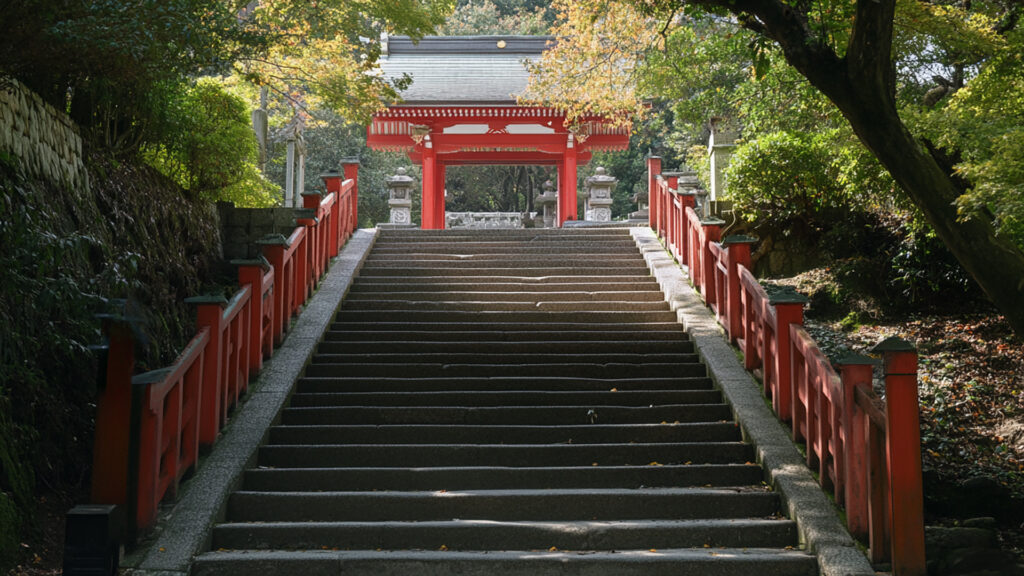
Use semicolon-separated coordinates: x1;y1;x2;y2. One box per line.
726;130;851;229
144;79;278;207
0;491;18;569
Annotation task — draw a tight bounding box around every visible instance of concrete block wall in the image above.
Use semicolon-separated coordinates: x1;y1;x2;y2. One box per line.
0;79;89;192
217;202;300;260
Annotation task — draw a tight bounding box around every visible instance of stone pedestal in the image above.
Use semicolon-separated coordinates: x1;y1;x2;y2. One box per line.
584;167;616;222
384;168;414;227
708;117;739;202
629;187;648;221
534;180;558;228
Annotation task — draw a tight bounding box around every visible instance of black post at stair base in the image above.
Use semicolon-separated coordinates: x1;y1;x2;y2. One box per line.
63;504;123;575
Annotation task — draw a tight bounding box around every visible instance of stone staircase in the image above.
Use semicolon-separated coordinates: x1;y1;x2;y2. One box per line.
193;228;818;576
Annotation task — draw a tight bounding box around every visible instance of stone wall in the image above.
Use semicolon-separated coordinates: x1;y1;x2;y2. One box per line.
0;79;89;192
217;202;302;260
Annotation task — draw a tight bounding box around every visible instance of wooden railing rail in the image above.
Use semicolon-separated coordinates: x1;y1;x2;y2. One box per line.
89;169;359;540
647;164;925;575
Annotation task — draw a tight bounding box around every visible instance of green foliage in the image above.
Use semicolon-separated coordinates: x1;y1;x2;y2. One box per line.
440;0;551;35
0;491;17;569
908;24;1024;246
143;80;278;207
890;219;975;306
263;108;411;226
0;151;222;558
2;0;454;153
726;131;851;228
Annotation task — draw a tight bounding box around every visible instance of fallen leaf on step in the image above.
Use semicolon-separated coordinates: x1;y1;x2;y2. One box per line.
648;461;663;466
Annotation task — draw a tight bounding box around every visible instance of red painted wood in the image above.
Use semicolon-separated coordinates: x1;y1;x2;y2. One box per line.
883;350;926;576
840;362;874;539
91;321;135;508
561;144;578;224
342;162;359;228
422;145;438;229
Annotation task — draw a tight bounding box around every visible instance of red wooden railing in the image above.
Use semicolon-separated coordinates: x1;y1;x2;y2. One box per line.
647;161;925;575
90;168;358;539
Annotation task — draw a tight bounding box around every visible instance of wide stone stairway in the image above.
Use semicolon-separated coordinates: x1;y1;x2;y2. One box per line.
192;228;818;575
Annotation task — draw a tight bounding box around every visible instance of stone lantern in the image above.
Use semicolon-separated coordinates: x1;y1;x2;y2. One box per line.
534;180;558;228
583;167;616;222
385;168;415;227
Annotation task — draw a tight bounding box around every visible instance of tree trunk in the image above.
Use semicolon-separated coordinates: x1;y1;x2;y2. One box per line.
728;0;1024;334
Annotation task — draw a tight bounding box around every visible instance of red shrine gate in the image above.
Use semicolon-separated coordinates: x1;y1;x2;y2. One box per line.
366;36;629;229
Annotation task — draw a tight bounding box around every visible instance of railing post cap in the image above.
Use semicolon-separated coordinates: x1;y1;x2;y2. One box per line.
764;285;809;305
184;294;229;307
301;190;325;199
834;351;880;366
721;234;758;246
132;367;173;386
870;336;917;354
645;153;662;160
661;170;691;178
318;169;341;181
339;157;361;166
231;255;272;271
256;233;290;247
700;217;727;226
94;298;146;331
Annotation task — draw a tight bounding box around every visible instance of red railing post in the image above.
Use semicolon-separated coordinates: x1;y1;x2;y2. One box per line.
677;192;698;259
320;170;343;257
646;155;662;231
698;217;724;304
185;295;228;447
258;234;291;345
835;352;879;540
768;289;807;423
235;257;274;375
90;313;136;516
871;337;926;576
341;158;360;230
719;236;756;343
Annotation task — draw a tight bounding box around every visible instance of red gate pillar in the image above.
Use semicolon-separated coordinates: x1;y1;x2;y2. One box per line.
421;140;438;229
560;135;578;225
435;162;447;229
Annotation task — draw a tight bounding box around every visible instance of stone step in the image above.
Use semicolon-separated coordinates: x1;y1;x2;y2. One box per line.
314;340;693;355
348;280;660;292
279;404;733;426
211;518;798;552
286;389;720;408
343;290;667;302
362;256;645;267
256;442;753;468
302;362;706;379
365;251;643;261
308;352;698;365
265;422;741;445
295;376;710;393
322;329;689;341
192;548;818;576
226;488;781;522
355;267;650;277
339;300;671;312
367;246;641;256
332;310;678;323
242;464;764;492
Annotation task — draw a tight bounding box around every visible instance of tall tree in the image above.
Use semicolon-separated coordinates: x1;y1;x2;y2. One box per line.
526;0;1024;334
